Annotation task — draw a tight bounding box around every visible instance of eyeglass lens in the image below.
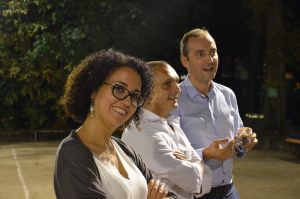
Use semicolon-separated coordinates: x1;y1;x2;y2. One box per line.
112;85;144;107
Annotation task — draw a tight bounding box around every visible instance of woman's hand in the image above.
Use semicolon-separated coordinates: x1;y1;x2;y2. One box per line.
173;151;187;161
147;179;168;199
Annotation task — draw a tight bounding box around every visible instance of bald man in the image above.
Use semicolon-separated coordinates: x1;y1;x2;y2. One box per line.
122;61;212;199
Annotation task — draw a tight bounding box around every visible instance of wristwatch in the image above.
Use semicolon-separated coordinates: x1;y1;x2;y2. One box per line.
238;145;246;153
234;143;246;153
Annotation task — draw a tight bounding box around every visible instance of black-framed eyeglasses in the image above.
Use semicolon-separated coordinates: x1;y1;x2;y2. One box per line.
103;82;146;107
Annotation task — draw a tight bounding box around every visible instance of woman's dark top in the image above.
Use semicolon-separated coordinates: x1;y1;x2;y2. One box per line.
54;130;177;199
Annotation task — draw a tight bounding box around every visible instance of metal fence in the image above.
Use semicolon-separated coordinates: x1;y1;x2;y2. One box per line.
0;130;67;142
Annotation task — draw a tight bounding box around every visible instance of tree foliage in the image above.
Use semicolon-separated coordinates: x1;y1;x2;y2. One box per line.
2;0;298;132
244;0;300;131
0;0;212;131
244;0;300;67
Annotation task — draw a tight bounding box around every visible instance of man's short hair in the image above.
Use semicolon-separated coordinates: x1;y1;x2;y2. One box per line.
180;28;212;58
147;61;169;68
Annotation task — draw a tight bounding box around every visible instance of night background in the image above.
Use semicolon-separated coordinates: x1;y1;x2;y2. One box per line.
1;0;300;134
0;0;300;198
1;0;300;135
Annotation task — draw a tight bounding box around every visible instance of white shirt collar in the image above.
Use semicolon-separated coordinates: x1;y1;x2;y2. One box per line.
141;108;180;124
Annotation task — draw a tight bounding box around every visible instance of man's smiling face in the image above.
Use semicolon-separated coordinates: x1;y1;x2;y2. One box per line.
181;36;219;85
152;64;181;118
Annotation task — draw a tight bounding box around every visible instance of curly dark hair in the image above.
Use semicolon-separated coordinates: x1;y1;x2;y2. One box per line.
60;49;155;128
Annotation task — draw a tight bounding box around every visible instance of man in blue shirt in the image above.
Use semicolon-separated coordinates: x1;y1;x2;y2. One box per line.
171;28;258;199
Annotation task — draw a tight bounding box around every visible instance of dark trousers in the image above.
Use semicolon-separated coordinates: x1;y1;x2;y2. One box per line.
195;185;240;199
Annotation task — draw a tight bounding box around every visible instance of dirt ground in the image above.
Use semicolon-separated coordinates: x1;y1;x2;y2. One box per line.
0;141;299;199
233;148;300;199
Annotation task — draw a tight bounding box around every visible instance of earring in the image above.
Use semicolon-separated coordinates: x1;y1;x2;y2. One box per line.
90;99;94;118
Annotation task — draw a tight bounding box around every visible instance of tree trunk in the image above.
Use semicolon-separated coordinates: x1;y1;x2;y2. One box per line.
263;0;286;133
247;28;260;113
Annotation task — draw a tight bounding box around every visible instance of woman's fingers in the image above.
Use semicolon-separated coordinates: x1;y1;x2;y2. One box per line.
148;179;160;199
155;183;166;199
147;179;155;198
162;189;168;198
147;179;168;199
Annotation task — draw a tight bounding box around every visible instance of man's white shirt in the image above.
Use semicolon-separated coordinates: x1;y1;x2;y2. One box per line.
122;108;212;199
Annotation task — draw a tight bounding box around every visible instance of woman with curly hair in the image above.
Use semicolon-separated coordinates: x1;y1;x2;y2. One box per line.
54;49;177;199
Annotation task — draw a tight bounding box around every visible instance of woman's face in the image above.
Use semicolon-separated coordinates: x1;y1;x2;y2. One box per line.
91;67;142;130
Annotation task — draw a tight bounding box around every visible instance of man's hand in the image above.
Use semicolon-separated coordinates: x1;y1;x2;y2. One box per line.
173;151;187;161
202;138;235;161
147;179;168;199
234;133;258;151
195;161;205;177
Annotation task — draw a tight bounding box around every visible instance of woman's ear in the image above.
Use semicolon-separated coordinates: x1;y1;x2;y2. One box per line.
90;90;97;99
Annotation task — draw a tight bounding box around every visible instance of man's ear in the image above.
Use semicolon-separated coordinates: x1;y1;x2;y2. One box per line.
143;84;160;112
181;55;189;69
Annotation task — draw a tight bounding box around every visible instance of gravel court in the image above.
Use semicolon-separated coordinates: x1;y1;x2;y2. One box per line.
0;142;59;199
233;148;300;199
0;142;299;199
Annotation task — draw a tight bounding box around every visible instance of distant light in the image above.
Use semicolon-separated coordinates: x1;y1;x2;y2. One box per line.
285;72;294;80
245;113;264;119
180;75;187;81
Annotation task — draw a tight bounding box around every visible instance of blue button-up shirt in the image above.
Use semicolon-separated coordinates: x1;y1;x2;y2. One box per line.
171;76;245;187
